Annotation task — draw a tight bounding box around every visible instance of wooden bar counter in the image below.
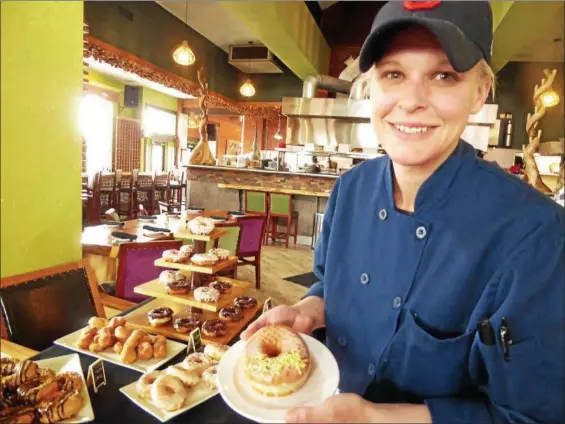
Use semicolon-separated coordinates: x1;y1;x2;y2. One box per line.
184;165;337;245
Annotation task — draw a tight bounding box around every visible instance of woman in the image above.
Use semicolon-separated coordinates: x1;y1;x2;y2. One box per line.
242;2;564;423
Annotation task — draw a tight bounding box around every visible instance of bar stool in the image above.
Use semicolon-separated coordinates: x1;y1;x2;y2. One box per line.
266;193;299;248
168;168;185;211
244;190;269;244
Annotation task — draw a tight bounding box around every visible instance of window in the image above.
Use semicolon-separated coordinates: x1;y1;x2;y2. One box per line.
79;93;114;173
144;106;176;137
151;143;164;172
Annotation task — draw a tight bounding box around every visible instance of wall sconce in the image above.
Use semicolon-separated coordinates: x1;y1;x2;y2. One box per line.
541;89;560;108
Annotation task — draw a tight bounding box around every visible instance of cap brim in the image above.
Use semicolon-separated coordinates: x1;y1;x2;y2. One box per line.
359;17;484;73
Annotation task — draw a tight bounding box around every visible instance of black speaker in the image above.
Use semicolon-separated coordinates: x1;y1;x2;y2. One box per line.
124;85;140;108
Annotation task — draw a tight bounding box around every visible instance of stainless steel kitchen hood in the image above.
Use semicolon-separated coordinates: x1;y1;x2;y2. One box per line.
282;97;371;121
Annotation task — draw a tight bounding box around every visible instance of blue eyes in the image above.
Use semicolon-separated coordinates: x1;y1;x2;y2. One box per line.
380;71;459;82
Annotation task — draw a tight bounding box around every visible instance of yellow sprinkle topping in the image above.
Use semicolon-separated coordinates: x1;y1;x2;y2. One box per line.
246;350;307;377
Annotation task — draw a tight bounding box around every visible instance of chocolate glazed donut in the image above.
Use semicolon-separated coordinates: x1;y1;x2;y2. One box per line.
218;307;243;322
173;317;201;334
209;281;232;294
148;307;173;320
233;296;257;310
201;319;228;337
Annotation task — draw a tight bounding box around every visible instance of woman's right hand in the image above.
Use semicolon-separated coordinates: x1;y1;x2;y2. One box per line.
240;304;316;341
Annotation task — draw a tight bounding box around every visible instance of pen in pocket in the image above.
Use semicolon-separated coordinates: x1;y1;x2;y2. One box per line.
477;318;496;346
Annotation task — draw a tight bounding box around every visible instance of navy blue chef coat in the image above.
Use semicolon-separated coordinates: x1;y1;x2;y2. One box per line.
307;140;564;424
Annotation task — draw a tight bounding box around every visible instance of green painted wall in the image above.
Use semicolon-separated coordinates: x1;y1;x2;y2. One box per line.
1;1;84;277
87;69;134;118
142;87;178;112
84;1;303;102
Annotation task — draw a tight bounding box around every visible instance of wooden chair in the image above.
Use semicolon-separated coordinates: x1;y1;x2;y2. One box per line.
168;168;185;210
99;171;117;211
266;193;299;248
233;215;267;289
116;170;138;220
135;172;156;215
153;171;170;211
244;190;269;244
100;240;184;303
0;260;134;352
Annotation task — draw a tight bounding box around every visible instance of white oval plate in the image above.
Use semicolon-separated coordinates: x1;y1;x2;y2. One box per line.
218;334;339;423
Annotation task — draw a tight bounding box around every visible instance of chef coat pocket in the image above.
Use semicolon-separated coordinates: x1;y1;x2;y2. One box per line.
383;310;475;397
471;336;545;408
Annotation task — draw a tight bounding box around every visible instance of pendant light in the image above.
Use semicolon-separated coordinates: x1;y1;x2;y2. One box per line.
239;42;256;97
274;109;283;140
173;4;196;66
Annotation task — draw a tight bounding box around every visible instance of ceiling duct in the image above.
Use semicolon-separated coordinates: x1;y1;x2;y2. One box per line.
229;44;283;74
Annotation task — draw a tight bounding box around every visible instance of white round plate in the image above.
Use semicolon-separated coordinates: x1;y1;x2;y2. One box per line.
218;334;339;423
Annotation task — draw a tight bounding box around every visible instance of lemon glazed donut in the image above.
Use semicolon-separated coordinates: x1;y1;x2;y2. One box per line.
136;371;163;399
203;343;229;361
243;325;311;397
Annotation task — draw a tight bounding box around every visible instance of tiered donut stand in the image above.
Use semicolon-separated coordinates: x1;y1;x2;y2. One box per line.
127;223;262;345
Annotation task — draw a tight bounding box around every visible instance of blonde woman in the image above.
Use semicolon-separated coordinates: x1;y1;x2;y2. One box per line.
242;2;564;423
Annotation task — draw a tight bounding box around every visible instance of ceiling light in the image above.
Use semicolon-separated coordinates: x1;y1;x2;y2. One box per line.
542;89;560;108
240;79;256;97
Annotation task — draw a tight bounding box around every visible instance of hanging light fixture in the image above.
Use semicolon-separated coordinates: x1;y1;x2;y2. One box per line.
541;89;560;108
173;4;196;66
274;110;283;140
239;43;255;97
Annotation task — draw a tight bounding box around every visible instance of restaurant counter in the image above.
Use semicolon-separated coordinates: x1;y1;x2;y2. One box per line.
184;165;336;246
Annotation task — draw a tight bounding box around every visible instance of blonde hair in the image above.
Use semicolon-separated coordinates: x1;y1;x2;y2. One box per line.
350;58;497;100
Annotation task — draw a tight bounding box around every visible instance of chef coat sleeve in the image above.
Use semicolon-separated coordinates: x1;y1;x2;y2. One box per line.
305;178;342;300
425;219;565;424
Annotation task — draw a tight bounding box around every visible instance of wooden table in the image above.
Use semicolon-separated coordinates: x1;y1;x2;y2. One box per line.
1;339;39;360
81;211;241;283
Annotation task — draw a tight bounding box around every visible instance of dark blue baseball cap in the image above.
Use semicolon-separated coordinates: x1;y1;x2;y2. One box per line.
359;1;493;73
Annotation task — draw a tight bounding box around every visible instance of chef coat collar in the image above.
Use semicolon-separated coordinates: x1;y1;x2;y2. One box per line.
384;140;475;216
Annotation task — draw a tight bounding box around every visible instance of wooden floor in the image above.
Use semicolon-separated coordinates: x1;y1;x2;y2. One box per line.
238;242;313;307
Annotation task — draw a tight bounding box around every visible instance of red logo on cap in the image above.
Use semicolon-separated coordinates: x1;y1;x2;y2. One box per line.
403;1;441;11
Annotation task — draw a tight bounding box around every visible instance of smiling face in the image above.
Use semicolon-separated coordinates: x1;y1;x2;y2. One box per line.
369;25;490;171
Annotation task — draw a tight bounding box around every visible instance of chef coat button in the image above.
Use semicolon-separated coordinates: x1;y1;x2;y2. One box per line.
360;273;370;285
392;296;402;309
367;363;376;376
337;336;347;347
416;226;427;240
378;209;388;220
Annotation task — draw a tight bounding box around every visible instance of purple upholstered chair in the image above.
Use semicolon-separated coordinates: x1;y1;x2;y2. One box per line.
115;240;183;302
235;215;267;289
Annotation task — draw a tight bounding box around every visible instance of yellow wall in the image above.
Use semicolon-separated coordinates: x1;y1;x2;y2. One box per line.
87;69;134;119
1;1;84;277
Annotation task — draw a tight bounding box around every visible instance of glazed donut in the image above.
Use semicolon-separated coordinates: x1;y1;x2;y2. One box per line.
108;316;126;330
233;296;258;310
182;353;216;375
113;341;123;354
203;343;229;361
218;306;243;322
150;375;187;412
187;217;215;235
191;253;219;267
162;249;182;263
166;364;200;388
165;278;191;295
173;317;201;334
201;319;228;338
243;325;311;397
193;287;220;303
202;365;219;390
136;371;162;399
208;248;230;260
153;337;168;359
209;281;232;294
147;307;173;327
88;317;108;329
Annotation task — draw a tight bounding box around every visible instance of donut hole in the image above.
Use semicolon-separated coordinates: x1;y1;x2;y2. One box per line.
262;342;281;358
